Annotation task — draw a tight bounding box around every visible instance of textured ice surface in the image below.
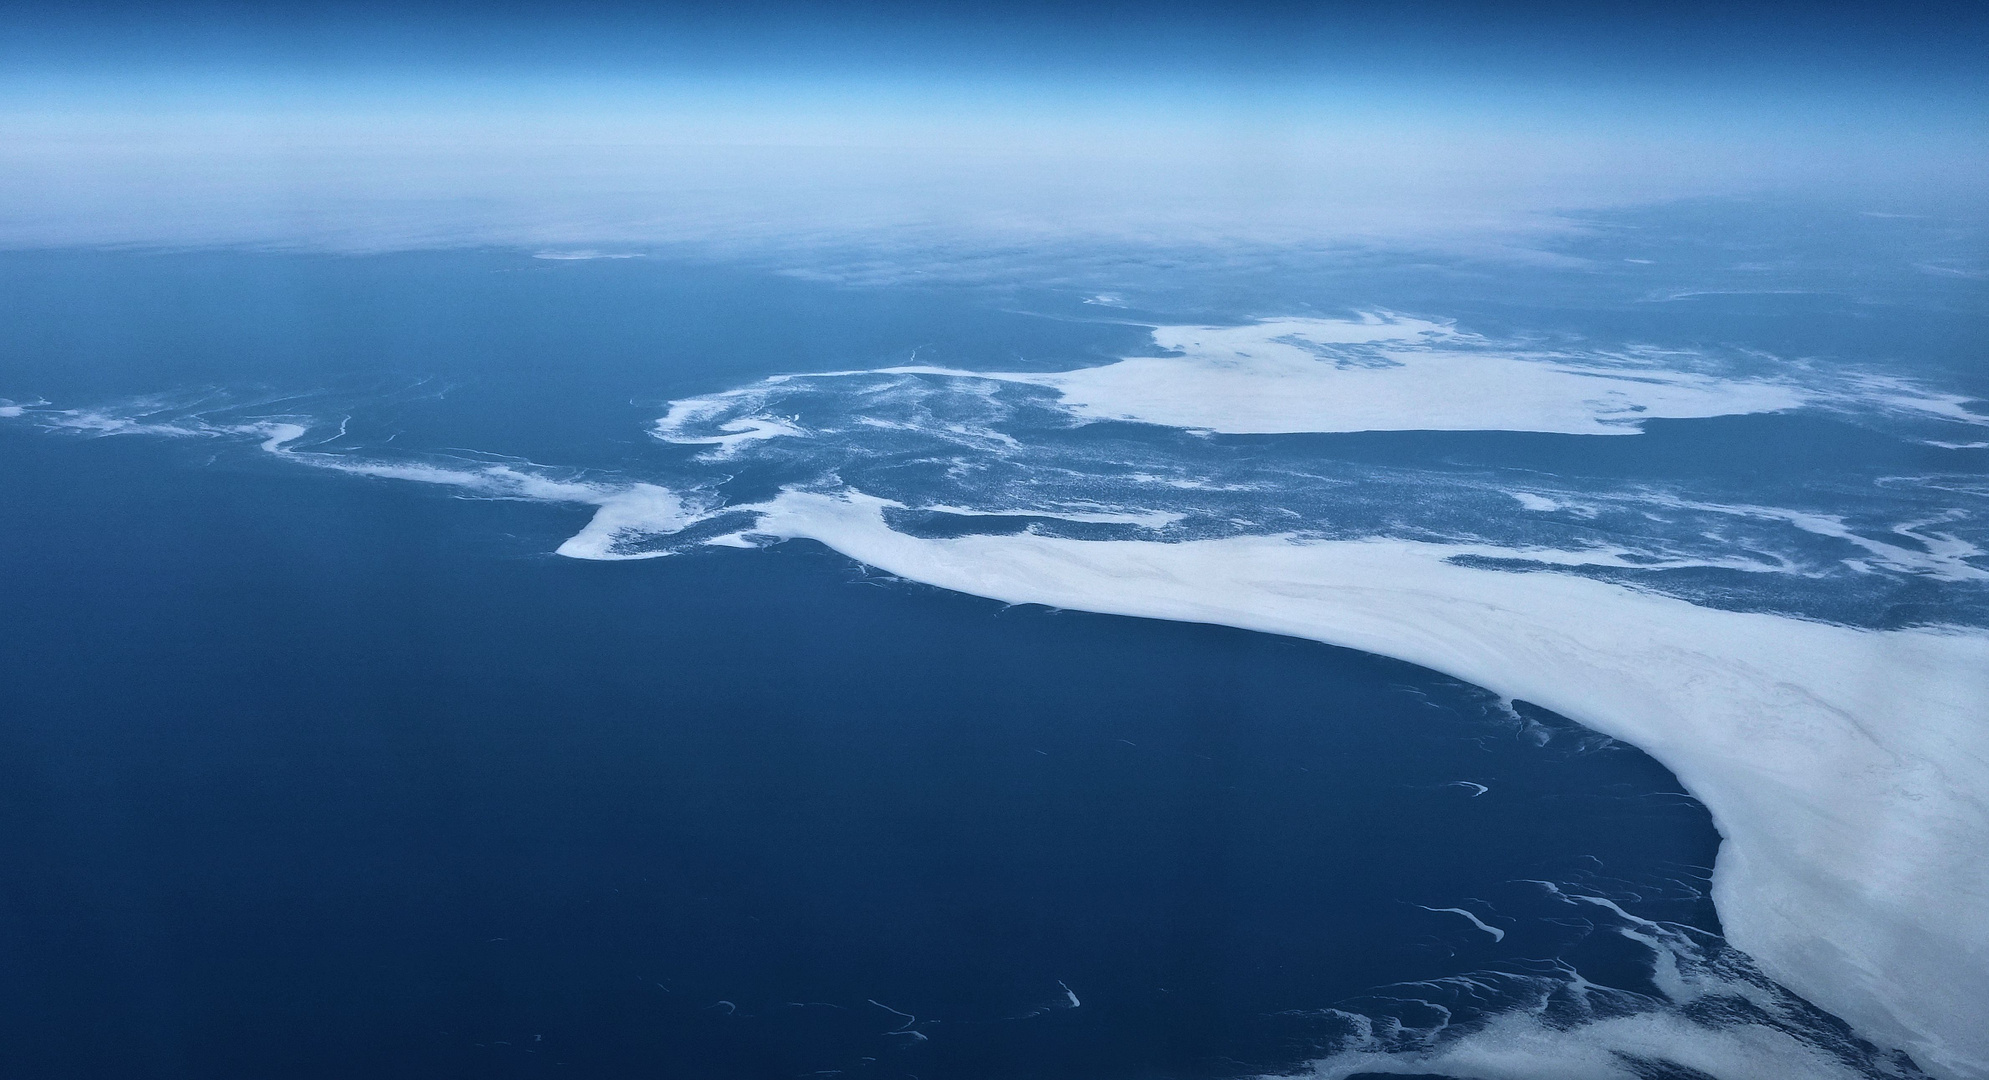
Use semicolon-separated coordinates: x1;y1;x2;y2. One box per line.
867;316;1812;434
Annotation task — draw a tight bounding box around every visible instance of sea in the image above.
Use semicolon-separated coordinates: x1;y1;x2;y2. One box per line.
2;201;1984;1079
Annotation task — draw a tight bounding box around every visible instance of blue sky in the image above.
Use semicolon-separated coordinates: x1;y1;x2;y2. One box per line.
3;2;1983;251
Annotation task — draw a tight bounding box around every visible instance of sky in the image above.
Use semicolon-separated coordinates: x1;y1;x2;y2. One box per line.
3;1;1985;252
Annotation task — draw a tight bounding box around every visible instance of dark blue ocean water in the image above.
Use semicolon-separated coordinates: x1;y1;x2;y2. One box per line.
6;225;1975;1078
0;430;1719;1080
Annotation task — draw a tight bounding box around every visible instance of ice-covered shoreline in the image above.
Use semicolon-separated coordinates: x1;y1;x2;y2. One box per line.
737;489;1989;1078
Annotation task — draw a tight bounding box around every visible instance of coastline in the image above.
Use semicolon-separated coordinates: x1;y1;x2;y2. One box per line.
744;489;1989;1078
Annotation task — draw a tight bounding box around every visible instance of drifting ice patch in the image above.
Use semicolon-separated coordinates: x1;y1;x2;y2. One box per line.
1418;906;1507;943
1286;881;1925;1080
865;316;1811;435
